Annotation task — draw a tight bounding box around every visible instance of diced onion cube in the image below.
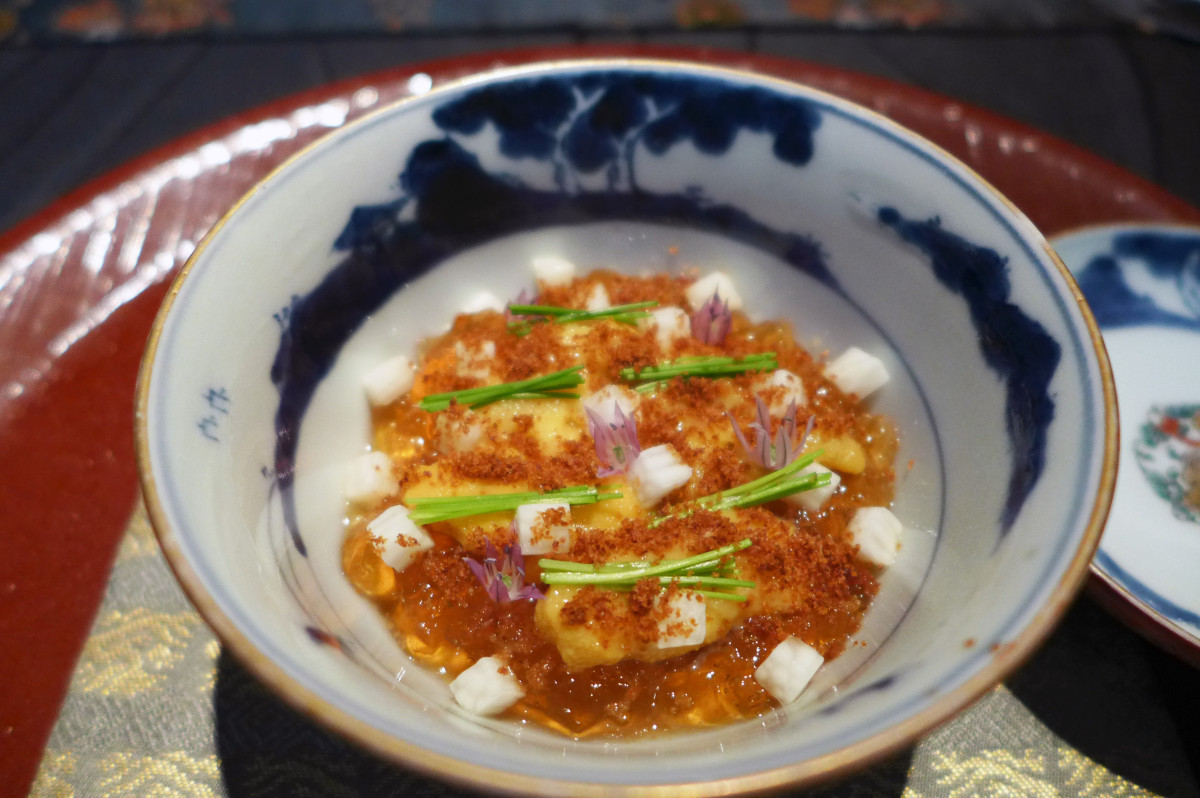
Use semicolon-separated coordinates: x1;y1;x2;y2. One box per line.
343;452;397;505
461;290;505;314
685;271;744;311
585;283;611;311
760;368;806;411
645;307;691;351
628;444;693;507
449;656;525;716
531;255;576;286
824;347;890;399
362;354;414;407
755;636;824;704
784;463;840;512
435;414;485;453
514;502;571;555
581;384;640;424
368;505;434;572
656;591;706;648
848;506;903;568
454;340;496;380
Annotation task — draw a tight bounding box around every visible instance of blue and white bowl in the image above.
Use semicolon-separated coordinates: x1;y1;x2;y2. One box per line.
136;60;1117;794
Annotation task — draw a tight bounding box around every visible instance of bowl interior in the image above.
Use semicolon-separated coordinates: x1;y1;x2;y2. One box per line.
139;60;1112;792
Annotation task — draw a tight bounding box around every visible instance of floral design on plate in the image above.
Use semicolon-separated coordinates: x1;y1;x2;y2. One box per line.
1053;224;1200;653
1135;404;1200;525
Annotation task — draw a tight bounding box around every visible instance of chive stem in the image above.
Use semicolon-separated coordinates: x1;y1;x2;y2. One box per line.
620;353;777;385
538;539;752;587
646;449;829;528
407;485;621;525
508;301;658;335
419;365;585;412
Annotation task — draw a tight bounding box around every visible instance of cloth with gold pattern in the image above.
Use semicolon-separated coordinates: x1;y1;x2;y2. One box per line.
29;501;1193;797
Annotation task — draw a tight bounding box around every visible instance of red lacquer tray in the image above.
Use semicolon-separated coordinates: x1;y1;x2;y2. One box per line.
2;44;1197;794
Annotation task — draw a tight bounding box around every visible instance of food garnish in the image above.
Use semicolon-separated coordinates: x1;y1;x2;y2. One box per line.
344;266;901;732
503;287;538;322
538;538;755;602
685;272;743;312
465;538;545;603
823;346;891;398
407;484;621;525
627;443;692;506
418;365;585;411
696;447;828;511
648;448;829;528
584;402;642;477
690;290;733;345
729;395;814;470
620;352;777;393
506;301;658;335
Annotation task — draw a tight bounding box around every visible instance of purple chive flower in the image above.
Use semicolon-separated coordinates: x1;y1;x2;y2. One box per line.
465;536;545;603
728;395;815;470
692;290;733;345
585;402;642;477
504;288;539;322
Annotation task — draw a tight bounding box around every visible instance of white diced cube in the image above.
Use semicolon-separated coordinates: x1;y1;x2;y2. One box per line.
368;505;434;572
362;354;415;407
848;506;903;568
656;591;707;648
434;414;485;453
581;384;640;424
685;271;744;311
531;255;576;286
344;451;397;505
824;347;890;399
760;369;806;411
645;307;691;351
755;636;824;704
784;463;840;512
514;502;571;555
628;444;693;507
585;283;611;311
454;340;496;381
461;290;505;314
449;656;525;716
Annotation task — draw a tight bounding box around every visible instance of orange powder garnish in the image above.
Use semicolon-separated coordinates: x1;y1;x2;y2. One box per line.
345;270;898;737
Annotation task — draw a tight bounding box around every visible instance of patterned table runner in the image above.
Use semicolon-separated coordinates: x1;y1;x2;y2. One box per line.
30;501;1157;797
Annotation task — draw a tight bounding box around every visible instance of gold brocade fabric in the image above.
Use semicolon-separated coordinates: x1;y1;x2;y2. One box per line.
29;502;1162;797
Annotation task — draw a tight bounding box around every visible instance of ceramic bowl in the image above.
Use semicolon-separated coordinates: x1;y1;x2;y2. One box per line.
136;59;1116;794
1052;223;1200;664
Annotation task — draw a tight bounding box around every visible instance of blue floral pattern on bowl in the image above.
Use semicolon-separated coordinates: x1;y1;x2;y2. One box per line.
270;70;1059;560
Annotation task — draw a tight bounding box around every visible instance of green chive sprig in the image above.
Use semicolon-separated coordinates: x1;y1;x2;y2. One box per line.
538;539;754;602
418;365;584;412
699;448;828;511
407;484;622;525
621;353;777;393
508;301;658;335
650;449;830;527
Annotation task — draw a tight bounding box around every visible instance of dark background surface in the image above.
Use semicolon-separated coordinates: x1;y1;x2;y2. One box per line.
3;29;1200;237
2;26;1199;796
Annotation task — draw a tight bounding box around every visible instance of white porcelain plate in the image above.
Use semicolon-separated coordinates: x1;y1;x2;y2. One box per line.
1053;224;1200;659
